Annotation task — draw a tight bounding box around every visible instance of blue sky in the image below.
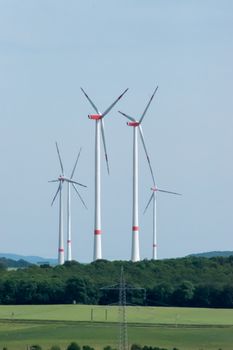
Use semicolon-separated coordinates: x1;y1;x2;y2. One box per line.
0;0;232;262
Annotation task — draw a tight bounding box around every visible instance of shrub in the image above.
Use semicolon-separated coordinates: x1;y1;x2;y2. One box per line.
30;346;42;350
83;346;95;350
67;342;81;350
131;344;142;350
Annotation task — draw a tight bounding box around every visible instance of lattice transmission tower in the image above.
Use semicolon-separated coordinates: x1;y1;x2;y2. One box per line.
100;266;146;350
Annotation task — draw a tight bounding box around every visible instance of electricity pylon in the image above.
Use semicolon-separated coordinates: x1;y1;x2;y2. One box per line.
100;266;146;350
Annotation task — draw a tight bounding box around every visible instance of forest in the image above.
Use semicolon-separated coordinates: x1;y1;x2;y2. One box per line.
0;256;233;308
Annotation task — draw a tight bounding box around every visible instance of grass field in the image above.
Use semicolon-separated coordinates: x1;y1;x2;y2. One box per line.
0;305;233;350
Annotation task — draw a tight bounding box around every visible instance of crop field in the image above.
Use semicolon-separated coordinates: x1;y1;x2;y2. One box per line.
0;305;233;350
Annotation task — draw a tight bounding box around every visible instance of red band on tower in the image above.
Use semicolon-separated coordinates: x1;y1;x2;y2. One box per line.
94;229;102;235
132;226;139;231
58;248;64;252
153;244;157;247
67;240;71;243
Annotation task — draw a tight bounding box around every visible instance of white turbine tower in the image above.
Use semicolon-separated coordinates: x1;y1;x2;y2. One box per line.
49;142;86;265
81;87;128;261
119;87;158;262
66;148;87;262
144;185;181;259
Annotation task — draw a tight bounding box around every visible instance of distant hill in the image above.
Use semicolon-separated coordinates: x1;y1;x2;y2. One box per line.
0;253;57;265
0;257;31;268
188;251;233;258
1;251;233;265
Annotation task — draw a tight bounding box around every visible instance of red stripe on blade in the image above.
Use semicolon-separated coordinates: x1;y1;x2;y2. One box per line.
132;226;139;231
95;229;102;235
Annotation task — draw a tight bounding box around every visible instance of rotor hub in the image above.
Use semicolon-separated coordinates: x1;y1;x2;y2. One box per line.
151;187;158;192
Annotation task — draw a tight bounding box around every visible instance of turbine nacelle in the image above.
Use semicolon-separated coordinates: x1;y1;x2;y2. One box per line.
88;114;103;120
127;121;140;127
151;187;158;192
58;175;74;183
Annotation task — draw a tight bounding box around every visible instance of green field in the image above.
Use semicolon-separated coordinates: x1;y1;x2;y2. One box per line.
0;305;233;350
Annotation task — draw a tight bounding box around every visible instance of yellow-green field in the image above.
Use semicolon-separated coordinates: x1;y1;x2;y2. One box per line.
1;304;233;325
0;305;233;350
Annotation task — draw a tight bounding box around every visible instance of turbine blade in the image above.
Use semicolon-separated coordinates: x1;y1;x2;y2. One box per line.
51;183;61;206
118;111;136;122
101;119;110;174
138;125;156;186
143;193;154;214
66;178;87;188
70;147;82;179
80;87;100;114
48;179;59;183
72;183;88;209
139;86;158;124
55;142;64;174
102;88;128;117
157;189;182;196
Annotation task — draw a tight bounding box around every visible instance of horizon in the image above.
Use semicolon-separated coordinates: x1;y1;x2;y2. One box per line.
2;249;233;265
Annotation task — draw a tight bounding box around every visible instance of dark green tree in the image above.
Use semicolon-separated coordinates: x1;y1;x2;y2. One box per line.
65;278;88;304
83;346;95;350
30;345;42;350
131;344;142;350
172;281;195;306
103;346;116;350
67;342;81;350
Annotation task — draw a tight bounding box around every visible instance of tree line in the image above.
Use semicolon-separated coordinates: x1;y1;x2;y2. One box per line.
0;256;233;307
2;342;223;350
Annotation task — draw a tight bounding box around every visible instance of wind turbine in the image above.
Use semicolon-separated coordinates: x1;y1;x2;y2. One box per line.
81;87;128;261
66;147;87;262
118;87;158;262
49;142;86;265
144;185;181;260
